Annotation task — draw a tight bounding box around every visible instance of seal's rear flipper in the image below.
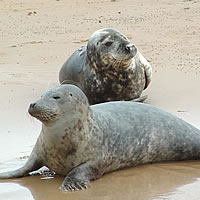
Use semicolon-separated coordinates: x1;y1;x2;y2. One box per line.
131;95;148;103
0;153;42;179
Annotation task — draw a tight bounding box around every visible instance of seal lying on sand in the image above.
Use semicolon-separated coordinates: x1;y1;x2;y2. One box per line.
59;28;152;104
0;84;200;192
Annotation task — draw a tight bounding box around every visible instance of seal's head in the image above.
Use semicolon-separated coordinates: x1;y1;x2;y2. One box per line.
87;28;137;70
28;84;90;126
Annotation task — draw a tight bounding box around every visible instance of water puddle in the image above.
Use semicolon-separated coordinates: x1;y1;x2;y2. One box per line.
0;183;34;200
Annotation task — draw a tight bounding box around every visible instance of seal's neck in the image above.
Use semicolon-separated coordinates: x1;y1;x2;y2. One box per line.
42;108;93;143
86;54;135;74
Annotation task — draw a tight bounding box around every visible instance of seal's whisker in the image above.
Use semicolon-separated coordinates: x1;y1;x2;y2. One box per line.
33;109;57;122
117;61;122;69
112;60;117;68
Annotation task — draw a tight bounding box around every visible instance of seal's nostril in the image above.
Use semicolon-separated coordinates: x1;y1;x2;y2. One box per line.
30;103;36;108
126;44;137;54
126;46;130;50
125;44;132;53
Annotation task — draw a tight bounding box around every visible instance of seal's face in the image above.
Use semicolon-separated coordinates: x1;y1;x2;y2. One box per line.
87;28;137;70
28;85;89;125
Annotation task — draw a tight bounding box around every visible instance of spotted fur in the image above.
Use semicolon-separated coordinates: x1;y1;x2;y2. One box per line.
59;28;152;104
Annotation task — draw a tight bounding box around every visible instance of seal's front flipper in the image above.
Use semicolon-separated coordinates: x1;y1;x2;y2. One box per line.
136;51;152;90
60;162;100;192
60;176;89;191
0;152;42;179
144;69;151;90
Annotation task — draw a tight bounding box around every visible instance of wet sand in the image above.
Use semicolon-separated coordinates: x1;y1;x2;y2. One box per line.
0;0;200;199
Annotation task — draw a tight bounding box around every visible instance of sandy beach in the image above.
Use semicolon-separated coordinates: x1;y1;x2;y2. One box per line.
0;0;200;199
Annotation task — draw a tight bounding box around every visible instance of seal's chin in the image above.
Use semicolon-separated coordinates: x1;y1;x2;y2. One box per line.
112;48;136;65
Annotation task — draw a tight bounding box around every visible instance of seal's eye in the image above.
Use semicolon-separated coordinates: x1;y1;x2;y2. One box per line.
104;41;113;47
53;96;61;100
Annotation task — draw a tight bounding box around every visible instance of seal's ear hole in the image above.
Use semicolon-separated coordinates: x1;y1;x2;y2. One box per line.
104;41;113;47
97;42;99;46
69;92;73;97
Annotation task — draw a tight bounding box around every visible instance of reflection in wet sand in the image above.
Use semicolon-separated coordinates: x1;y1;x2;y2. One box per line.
1;162;200;200
154;178;200;200
0;183;34;200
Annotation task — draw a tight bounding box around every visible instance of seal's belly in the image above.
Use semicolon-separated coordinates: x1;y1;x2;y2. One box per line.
39;141;87;176
41;148;69;175
36;140;71;175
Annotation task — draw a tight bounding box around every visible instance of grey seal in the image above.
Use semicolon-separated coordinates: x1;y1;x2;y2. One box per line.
59;28;152;104
0;84;200;192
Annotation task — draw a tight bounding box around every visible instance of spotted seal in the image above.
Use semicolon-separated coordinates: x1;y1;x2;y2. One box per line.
59;28;152;104
0;84;200;192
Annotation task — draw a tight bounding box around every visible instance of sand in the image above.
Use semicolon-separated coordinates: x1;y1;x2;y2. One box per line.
0;0;200;199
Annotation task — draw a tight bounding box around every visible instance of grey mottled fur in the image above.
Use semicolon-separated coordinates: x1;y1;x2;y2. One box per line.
0;84;200;192
59;28;152;104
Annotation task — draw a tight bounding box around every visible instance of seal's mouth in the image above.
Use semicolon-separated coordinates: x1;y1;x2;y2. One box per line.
28;103;58;124
111;43;137;65
111;56;133;69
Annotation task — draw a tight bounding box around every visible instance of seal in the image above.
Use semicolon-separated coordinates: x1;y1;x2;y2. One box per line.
1;84;200;192
59;28;152;104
